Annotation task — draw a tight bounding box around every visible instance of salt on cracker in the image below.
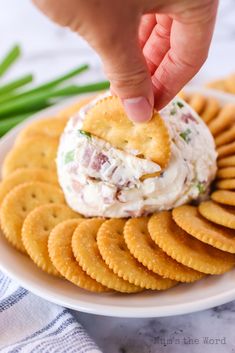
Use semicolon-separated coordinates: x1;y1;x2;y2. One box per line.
124;217;204;283
22;204;80;276
148;211;235;274
97;218;176;290
216;179;235;190
215;125;235;147
208;104;235;136
14;116;68;146
83;96;171;168
199;201;235;230
217;155;235;168
57;96;96;119
217;167;235;179
48;219;108;292
200;97;221;124
211;190;235;206
72;218;141;293
2;136;58;179
173;205;235;253
0;168;58;205
0;182;65;253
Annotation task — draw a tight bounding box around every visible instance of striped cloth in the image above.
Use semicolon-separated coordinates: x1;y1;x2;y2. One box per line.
0;271;102;353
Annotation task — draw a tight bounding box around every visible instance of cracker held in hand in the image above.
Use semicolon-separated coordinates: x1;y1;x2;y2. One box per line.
148;211;235;274
173;205;235;253
97;218;176;290
124;217;204;283
22;204;80;276
48;219;108;292
72;218;141;293
83;96;170;167
0;182;65;253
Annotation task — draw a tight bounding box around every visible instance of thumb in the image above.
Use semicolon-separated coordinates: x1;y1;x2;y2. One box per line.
101;29;154;123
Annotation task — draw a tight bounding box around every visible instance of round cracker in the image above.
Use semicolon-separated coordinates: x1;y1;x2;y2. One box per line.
208;104;235;136
124;217;204;283
2;136;58;179
199;201;235;230
72;218;141;293
22;204;80;276
217;141;235;159
215;125;235;147
217;167;235;179
14;116;68;146
211;190;235;206
200;97;221;124
0;182;65;253
216;178;235;190
83;96;170;168
57;96;96;119
49;219;108;292
173;205;235;253
187;93;206;115
217;155;235;168
0;168;58;205
97;219;176;290
206;79;228;92
148;211;235;274
226;74;235;94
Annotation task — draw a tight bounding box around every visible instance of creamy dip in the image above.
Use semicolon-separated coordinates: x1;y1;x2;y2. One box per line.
57;93;217;217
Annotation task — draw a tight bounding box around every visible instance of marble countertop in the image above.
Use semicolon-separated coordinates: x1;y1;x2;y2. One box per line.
1;1;235;352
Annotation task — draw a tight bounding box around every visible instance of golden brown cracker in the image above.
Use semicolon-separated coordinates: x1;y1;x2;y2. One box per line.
206;79;228;92
2;136;58;179
187;93;206;115
217;155;235;168
148;211;235;274
199;200;235;230
48;219;108;292
57;96;96;119
217;141;235;158
173;205;235;253
215;126;235;147
0;182;65;253
200;97;221;124
217;167;235;179
22;204;80;276
211;190;235;206
208;105;235;136
124;217;204;283
177;91;188;101
0;168;58;205
15;117;68;146
226;74;235;94
83;96;171;168
216;178;235;190
72;218;141;293
97;219;176;290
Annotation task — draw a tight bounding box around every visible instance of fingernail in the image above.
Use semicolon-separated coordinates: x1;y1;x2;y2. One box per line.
122;97;153;123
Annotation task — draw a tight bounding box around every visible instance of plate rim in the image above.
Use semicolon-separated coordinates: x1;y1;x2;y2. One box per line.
1;88;235;318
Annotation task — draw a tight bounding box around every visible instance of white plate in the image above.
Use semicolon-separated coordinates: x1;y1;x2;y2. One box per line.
1;88;235;318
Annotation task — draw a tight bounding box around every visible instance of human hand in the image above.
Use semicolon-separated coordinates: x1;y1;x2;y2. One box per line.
33;0;218;122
